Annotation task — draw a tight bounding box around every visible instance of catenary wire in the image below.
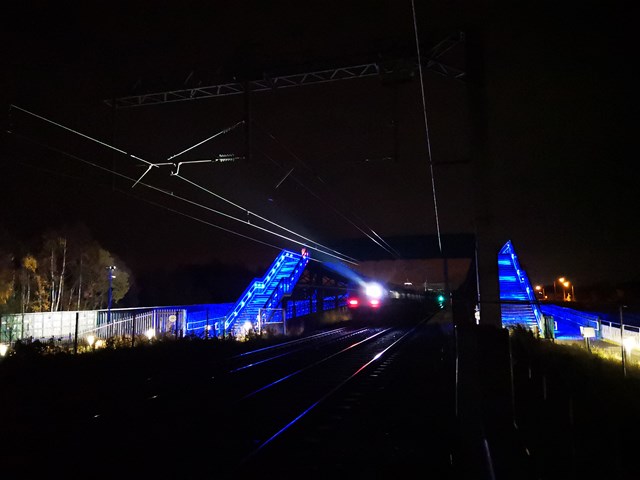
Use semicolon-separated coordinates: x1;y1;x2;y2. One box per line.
172;172;359;264
410;0;443;254
3;142;286;253
257;148;400;259
166;120;245;162
8;106;359;264
10;104;382;262
251;121;402;258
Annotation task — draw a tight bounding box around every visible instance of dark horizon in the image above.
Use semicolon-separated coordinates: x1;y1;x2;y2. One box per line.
2;1;635;300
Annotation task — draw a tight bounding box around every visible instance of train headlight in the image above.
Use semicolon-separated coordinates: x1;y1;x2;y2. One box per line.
365;282;384;299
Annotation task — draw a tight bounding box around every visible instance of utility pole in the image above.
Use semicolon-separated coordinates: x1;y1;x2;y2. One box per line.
107;265;116;325
467;26;501;327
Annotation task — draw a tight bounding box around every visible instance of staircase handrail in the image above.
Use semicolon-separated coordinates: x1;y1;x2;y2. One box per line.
224;250;300;332
263;254;310;313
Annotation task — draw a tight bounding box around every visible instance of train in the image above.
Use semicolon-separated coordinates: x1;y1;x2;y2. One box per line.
345;280;442;323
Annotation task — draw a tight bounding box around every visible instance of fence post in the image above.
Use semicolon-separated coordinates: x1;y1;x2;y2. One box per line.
620;305;626;377
73;312;79;354
132;313;137;348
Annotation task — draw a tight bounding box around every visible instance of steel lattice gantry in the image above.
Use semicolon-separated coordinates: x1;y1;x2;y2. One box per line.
104;32;465;108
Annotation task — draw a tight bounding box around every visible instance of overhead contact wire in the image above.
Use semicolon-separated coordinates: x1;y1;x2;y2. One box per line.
411;0;443;253
259;150;399;258
166;121;245;162
253;123;401;258
173;173;359;263
7;109;358;265
5;130;285;251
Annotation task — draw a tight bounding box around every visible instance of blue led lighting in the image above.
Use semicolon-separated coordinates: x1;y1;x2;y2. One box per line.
221;249;310;335
498;240;544;333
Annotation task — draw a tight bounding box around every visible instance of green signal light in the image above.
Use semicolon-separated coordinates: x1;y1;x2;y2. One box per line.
437;295;445;303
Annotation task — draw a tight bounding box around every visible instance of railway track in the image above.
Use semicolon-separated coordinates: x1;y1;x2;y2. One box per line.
4;314;468;479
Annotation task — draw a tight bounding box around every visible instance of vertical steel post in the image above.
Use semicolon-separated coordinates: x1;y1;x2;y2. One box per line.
283;308;287;336
73;311;79;354
131;313;137;347
107;266;114;325
620;305;626;377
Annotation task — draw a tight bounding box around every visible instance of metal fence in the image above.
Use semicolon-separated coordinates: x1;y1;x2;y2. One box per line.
537;303;640;350
600;321;640;349
0;294;348;355
0;303;233;352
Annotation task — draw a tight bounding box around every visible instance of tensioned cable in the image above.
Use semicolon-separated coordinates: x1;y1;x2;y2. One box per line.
172;172;359;264
7;128;356;265
9;104;153;166
252;121;401;258
410;0;443;254
253;121;399;257
166;120;244;162
9;104;377;263
258;148;400;259
6;109;358;265
4;138;285;253
162;121;359;262
132;122;244;188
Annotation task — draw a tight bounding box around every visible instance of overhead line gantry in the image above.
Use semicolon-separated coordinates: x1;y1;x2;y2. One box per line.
104;32;465;109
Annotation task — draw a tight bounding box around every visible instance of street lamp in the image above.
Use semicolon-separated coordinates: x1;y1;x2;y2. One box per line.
562;280;576;301
553;277;571;301
106;266;116;324
535;285;546;299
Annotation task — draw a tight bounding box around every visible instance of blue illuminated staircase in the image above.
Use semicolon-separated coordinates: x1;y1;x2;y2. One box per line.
498;240;544;332
224;250;309;336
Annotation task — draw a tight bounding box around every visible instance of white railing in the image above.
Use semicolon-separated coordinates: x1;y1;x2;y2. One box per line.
600;321;640;349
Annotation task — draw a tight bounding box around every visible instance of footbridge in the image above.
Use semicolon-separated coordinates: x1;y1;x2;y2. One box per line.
3;241;637;351
0;248;365;345
498;240;639;348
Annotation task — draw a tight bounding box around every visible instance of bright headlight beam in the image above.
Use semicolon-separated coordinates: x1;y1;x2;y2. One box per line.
365;282;383;299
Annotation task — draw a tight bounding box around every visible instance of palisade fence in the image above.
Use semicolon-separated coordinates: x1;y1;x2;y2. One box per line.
0;295;350;354
0;303;234;352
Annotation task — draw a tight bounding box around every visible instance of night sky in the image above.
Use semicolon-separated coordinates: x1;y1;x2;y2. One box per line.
1;1;636;300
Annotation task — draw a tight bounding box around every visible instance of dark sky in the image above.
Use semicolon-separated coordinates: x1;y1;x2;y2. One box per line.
1;1;636;293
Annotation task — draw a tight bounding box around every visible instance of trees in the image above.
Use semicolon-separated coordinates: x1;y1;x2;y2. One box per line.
0;249;14;308
0;225;132;313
